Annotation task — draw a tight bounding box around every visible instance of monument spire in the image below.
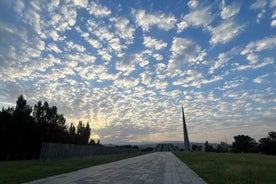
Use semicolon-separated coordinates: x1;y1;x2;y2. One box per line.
182;106;190;151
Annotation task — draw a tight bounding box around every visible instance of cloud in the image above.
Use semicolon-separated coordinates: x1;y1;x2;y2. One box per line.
98;49;112;61
246;53;259;64
143;36;167;50
220;0;240;19
116;54;137;75
88;2;111;17
218;79;244;91
76;26;102;49
44;1;77;32
187;0;199;9
177;3;214;32
172;69;203;87
271;19;276;27
167;37;202;77
248;0;276;23
235;57;274;71
249;0;267;10
209;47;240;74
253;74;269;84
47;43;62;53
85;19;127;55
114;77;140;88
0;0;275;145
74;0;88;8
270;7;276;27
110;17;135;44
47;30;59;41
271;0;276;7
66;41;86;52
241;35;276;55
209;20;243;45
133;9;176;32
140;70;153;85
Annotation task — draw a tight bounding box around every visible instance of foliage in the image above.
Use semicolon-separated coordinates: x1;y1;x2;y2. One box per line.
0;95;94;161
216;142;229;153
258;131;276;155
33;101;67;144
204;141;215;152
232;135;257;153
174;152;276;184
192;144;202;152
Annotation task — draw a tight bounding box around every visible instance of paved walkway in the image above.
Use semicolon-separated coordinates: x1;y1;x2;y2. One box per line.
26;152;207;184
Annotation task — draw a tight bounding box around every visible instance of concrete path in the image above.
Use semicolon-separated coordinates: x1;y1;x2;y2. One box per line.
26;152;207;184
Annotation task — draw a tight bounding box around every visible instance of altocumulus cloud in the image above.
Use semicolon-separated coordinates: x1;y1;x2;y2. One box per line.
0;0;275;144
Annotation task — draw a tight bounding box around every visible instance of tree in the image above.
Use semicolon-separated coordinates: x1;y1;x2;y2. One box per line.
0;95;95;160
232;135;257;153
14;95;39;159
68;123;76;144
89;139;96;145
97;139;101;146
84;122;91;144
69;123;76;135
0;95;40;160
204;141;215;152
192;144;202;152
258;131;276;154
216;142;229;153
192;144;198;151
0;107;15;160
33;101;67;143
197;145;202;152
76;121;91;144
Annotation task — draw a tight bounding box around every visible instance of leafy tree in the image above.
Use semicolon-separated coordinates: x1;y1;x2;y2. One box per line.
97;139;102;146
0;107;15;160
89;139;96;145
84;122;91;144
192;144;203;151
216;142;229;153
0;95;40;160
232;135;257;153
69;123;76;135
0;95;94;160
197;145;202;152
68;123;76;144
14;95;39;159
204;141;215;152
258;131;276;154
33;101;67;143
192;144;198;151
76;121;91;144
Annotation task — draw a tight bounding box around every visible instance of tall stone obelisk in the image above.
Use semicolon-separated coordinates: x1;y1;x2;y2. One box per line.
182;106;190;151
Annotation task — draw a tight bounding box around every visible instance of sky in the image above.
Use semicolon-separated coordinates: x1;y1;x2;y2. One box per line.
0;0;275;144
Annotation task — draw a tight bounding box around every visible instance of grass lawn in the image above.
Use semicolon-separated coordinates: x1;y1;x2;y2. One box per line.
174;152;276;184
0;152;147;184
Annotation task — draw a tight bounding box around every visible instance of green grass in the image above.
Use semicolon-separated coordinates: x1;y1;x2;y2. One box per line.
174;152;276;184
0;152;147;184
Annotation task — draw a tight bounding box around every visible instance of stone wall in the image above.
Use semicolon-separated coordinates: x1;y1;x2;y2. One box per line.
39;143;140;160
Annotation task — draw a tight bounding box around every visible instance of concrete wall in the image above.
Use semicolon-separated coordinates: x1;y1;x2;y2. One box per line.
39;143;140;160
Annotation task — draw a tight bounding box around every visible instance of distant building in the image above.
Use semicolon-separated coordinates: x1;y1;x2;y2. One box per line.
182;106;190;151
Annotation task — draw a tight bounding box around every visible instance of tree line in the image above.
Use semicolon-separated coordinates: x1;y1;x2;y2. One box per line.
192;132;276;155
0;95;99;161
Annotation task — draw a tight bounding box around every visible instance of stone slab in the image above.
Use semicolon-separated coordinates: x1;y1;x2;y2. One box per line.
25;152;207;184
